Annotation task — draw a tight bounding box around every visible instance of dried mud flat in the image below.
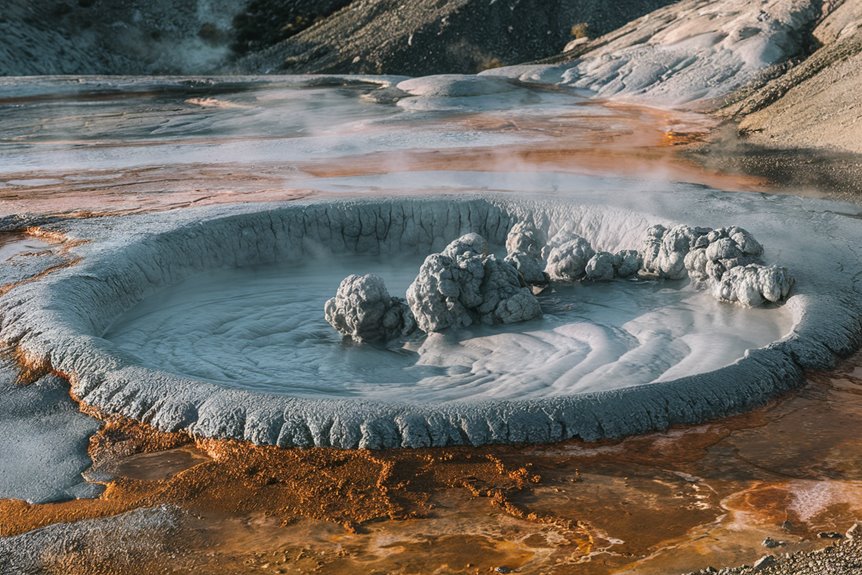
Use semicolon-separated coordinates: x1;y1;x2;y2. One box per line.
1;348;861;575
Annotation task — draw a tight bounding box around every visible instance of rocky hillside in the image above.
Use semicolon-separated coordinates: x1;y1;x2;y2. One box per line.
722;0;862;154
0;0;677;76
235;0;678;75
0;0;242;75
537;0;823;107
231;0;353;56
1;0;857;160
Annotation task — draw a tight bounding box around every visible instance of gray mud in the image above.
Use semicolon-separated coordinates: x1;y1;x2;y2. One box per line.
0;505;184;574
0;359;101;503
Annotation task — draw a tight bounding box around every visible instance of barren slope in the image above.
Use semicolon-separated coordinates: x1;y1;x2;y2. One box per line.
235;0;678;75
725;0;862;154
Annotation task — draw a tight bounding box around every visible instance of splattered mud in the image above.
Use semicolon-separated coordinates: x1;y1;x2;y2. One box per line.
2;350;860;574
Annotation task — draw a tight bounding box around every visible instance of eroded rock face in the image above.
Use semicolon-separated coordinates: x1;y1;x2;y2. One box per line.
546;236;596;281
685;226;764;282
712;264;795;307
407;233;542;332
324;274;416;342
641;224;711;280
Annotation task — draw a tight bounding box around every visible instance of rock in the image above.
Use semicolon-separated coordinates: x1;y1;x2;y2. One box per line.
549;0;822;108
0;361;103;504
477;257;543;325
546;236;596;281
236;0;678;77
542;221;582;259
0;1;244;76
407;234;541;332
712;264;794;307
232;0;353;56
505;222;549;286
725;0;862;155
324;274;416;342
585;251;616;281
757;265;795;303
0;505;183;573
846;523;861;539
753;555;775;571
641;224;709;280
443;232;488;259
762;537;784;548
817;531;844;539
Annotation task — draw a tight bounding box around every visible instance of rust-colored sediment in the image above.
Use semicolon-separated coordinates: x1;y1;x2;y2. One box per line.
0;414;560;538
10;346;52;385
2;351;862;574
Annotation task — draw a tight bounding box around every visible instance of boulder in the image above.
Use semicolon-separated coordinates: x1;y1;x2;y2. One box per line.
641;224;710;280
584;251;616;281
685;226;764;282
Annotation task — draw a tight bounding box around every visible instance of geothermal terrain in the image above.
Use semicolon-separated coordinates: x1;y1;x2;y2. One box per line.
1;1;861;574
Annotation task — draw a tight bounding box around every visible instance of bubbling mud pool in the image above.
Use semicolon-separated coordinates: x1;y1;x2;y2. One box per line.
0;76;860;452
104;256;792;401
2;192;859;449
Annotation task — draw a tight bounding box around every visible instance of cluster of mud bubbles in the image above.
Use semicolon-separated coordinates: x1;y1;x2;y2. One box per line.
0;77;861;574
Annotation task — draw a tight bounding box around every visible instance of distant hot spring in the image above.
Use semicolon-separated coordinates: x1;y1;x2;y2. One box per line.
2;191;859;449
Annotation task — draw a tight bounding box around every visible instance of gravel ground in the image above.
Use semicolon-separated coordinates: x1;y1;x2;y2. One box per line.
684;524;862;575
686;126;862;203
